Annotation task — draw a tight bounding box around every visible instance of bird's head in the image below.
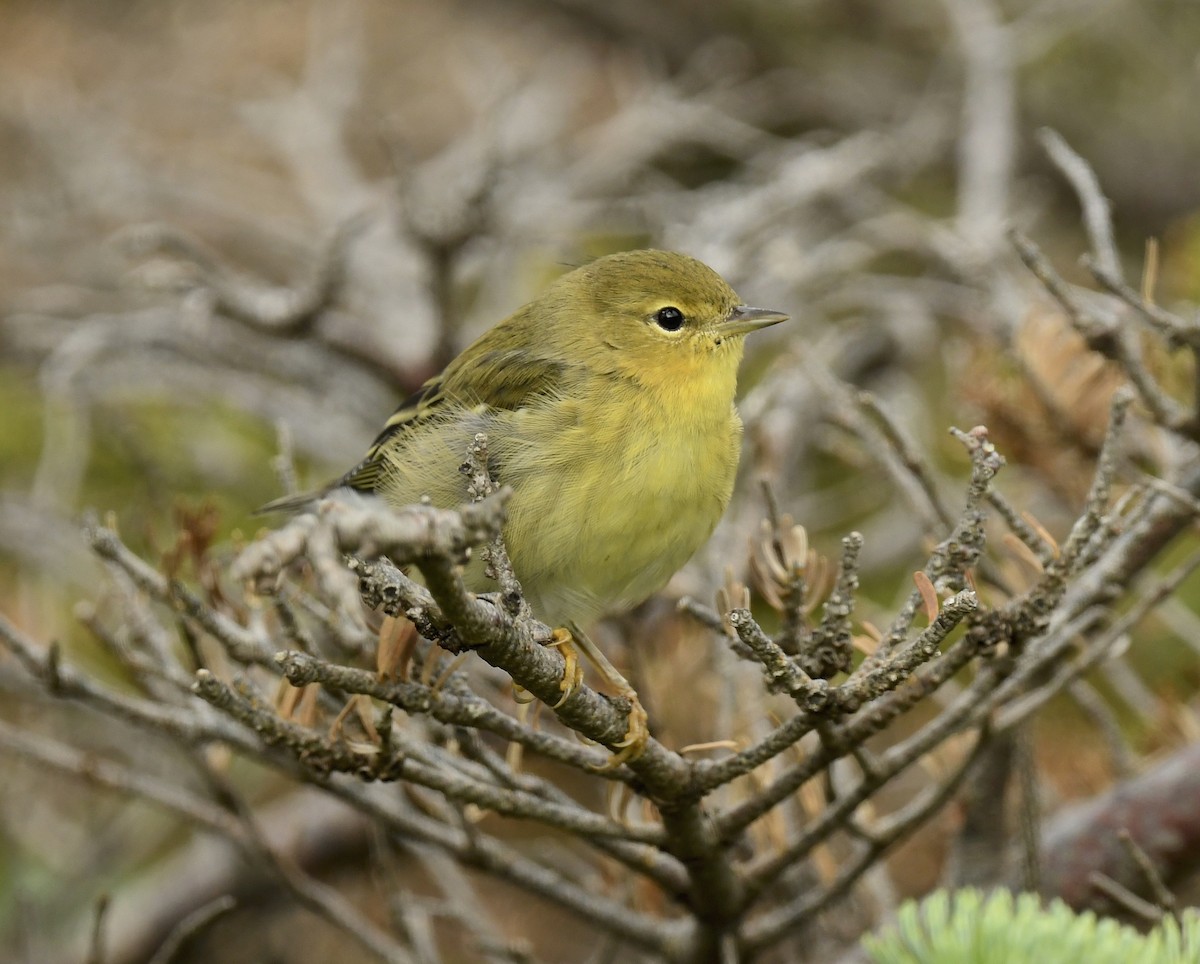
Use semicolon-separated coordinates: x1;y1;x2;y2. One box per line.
544;249;788;392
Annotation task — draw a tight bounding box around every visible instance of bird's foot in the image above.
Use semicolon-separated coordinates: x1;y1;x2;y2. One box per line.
593;686;649;770
546;627;584;709
546;624;650;769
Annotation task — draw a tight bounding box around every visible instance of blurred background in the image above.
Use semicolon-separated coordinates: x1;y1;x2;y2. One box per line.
3;0;1200;961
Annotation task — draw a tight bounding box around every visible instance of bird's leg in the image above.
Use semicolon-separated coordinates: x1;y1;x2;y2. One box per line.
512;629;582;708
545;627;583;708
554;624;649;767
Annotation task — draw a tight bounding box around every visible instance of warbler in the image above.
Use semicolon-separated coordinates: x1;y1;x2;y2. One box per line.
267;249;787;759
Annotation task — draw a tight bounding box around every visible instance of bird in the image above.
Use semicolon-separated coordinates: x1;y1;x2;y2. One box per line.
264;249;787;762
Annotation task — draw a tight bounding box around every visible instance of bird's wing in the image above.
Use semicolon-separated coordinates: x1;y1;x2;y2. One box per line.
334;373;444;492
337;346;571;495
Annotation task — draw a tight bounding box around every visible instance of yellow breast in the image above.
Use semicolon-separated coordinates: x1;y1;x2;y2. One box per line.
493;377;742;625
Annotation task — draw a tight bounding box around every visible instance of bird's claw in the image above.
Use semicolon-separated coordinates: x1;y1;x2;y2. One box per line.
544;625;649;770
593;689;649;771
547;627;584;709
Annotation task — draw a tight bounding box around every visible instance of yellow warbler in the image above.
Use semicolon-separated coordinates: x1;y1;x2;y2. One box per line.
268;249;787;758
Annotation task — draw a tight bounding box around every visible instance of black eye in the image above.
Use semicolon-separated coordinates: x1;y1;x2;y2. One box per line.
654;306;685;331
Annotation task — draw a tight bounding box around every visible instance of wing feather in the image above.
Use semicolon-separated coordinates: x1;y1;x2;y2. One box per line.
258;318;574;512
337;347;569;495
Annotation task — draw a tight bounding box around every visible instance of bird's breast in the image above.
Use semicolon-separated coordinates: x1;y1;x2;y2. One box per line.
496;380;742;624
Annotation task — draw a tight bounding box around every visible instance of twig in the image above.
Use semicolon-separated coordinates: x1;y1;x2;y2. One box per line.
0;611;249;747
987;490;1057;567
86;894;110;964
833;590;977;714
1086;256;1200;348
1009;230;1190;432
87;518;276;666
1056;388;1131;570
807;531;862;676
726;608;831;712
1089;873;1164;924
275;651;632;780
145;896;238;964
1067;680;1135;779
116;213;366;334
735;667;995;903
195;670;664;844
872;425;1001;658
855;391;956;531
333;774;680;953
461;433;527;616
995;550;1200;732
694;617;989;812
1036;128;1120;277
1016;727;1041;893
194;757;419;964
1117;828;1178;919
742;733;989;954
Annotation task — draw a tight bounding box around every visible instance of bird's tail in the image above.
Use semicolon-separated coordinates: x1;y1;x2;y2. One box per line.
254;489;323;515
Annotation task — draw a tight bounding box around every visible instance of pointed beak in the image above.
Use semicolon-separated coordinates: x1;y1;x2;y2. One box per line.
721;304;789;338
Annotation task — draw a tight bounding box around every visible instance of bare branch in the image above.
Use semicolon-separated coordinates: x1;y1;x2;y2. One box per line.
1036;128;1120;277
145;896;238;964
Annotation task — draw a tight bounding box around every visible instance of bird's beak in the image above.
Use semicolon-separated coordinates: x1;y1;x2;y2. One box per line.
721;304;789;337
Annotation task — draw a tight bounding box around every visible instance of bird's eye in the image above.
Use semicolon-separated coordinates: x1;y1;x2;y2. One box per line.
654;306;685;332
